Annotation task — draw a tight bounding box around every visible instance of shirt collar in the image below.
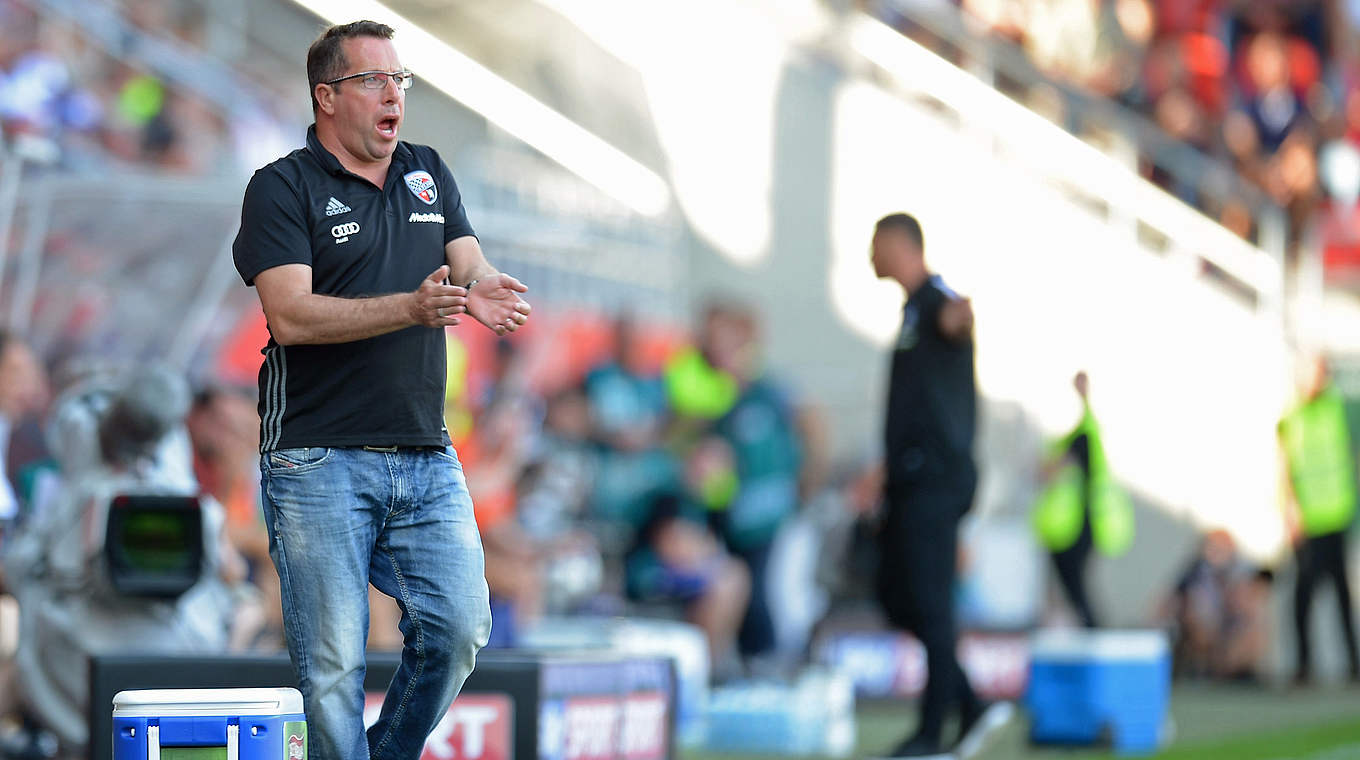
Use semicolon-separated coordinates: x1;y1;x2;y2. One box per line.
305;124;344;175
305;123;413;179
904;272;936;299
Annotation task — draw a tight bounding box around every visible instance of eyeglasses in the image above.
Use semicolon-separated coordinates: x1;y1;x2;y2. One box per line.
324;70;414;91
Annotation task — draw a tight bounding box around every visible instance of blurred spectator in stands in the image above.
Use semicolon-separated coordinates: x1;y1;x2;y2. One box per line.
515;386;605;615
0;332;43;728
186;387;262;564
0;347;49;757
460;340;544;647
586;314;668;452
0;331;48;531
147;91;230;174
1149;83;1215;201
519;385;596;544
464;340;541;530
1218;193;1258;240
1158;529;1273;682
887;0;1360;255
589;315;682;531
1268;127;1323;240
0;13;101;163
626;481;749;677
477;512;543;649
1140;1;1230;118
703;302;804;663
471;394;546;644
1234;28;1315;155
122;0;174;36
103;63;168;162
1021;0;1154;100
961;0;1028;45
186;385;282;650
1094;0;1157;99
663;302;742;443
1312;136;1360;283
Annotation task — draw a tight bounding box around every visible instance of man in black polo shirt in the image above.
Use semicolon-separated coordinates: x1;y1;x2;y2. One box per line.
232;20;530;760
870;213;1010;758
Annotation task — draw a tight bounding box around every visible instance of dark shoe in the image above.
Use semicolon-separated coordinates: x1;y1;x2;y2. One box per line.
882;732;952;759
955;702;1015;759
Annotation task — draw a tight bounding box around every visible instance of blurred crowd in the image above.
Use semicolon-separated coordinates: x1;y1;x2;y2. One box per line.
0;305;1306;698
0;298;852;690
878;0;1360;264
0;0;293;175
440;302;834;678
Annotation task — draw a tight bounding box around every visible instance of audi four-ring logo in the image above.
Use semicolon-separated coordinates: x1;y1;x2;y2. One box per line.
332;221;360;243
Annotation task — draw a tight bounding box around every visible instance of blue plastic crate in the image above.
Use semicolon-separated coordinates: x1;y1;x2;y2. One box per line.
703;672;855;757
1026;630;1170;755
113;688;306;760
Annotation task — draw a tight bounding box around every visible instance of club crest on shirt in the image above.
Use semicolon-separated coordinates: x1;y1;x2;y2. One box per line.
403;170;438;205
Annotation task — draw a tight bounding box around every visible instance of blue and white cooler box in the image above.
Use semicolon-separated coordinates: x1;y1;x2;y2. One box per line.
113;688;306;760
1026;629;1170;755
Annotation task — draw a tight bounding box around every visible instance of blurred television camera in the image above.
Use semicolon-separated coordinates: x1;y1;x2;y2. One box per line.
1;365;245;755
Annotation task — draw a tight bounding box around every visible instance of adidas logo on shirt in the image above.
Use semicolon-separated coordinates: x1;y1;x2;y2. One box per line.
324;196;351;216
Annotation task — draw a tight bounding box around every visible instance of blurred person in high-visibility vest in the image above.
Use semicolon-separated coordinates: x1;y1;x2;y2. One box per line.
1032;371;1134;628
702;303;803;666
1279;354;1360;685
870;213;1012;758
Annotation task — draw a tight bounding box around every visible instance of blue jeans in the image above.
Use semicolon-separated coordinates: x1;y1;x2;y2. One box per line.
260;445;491;760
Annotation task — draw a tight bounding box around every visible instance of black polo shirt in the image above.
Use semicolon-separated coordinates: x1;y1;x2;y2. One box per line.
883;274;977;492
232;125;475;451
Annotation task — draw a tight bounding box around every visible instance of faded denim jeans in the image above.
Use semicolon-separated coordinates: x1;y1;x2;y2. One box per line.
260;445;491;760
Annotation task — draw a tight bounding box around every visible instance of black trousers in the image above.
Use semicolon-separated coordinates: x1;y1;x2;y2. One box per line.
735;542;777;657
1051;519;1098;628
876;484;979;742
1294;530;1360;677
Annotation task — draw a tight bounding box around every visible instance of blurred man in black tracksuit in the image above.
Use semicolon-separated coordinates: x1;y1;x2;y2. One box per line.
871;213;1011;758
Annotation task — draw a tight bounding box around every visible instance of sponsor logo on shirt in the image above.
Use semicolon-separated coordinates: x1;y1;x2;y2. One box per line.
332;221;360;244
324;196;351;216
404;170;438;205
409;211;445;223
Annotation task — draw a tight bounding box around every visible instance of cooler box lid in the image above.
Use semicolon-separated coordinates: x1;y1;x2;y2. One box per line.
113;688;304;717
1030;629;1168;663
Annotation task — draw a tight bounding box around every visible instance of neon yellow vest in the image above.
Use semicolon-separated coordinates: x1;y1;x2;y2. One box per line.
1033;463;1085;552
1032;405;1135;556
1281;386;1357;537
663;348;738;420
442;333;473;444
